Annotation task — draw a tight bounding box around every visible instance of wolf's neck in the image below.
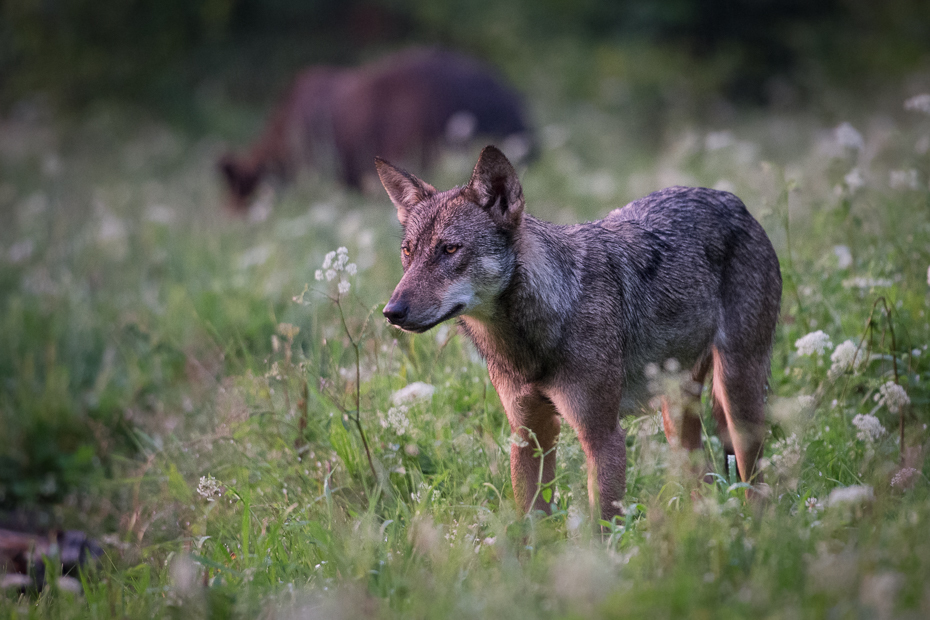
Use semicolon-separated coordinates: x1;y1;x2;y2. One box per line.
460;216;579;375
511;217;581;321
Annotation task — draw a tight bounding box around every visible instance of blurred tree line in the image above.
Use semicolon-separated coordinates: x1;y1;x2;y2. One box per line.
1;0;928;116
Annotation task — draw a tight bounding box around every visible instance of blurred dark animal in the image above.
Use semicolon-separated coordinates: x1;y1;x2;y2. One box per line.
219;48;532;210
378;146;782;522
0;527;102;592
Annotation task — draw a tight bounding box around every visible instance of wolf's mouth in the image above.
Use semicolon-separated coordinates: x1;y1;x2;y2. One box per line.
402;303;466;333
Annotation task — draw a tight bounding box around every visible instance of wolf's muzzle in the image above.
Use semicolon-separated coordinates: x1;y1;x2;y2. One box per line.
383;299;409;325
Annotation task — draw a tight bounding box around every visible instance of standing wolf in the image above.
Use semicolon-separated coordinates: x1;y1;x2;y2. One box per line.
377;146;782;521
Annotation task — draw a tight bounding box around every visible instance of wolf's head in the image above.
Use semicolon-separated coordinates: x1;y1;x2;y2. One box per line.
376;146;524;333
218;154;262;212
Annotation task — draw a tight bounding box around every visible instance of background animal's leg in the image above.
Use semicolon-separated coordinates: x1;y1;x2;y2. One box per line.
497;382;561;514
712;347;766;485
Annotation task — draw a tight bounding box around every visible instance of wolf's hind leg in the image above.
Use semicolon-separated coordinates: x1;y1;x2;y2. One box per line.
498;383;561;515
711;346;766;486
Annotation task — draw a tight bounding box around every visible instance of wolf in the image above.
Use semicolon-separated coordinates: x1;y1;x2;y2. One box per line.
219;48;532;211
376;146;782;521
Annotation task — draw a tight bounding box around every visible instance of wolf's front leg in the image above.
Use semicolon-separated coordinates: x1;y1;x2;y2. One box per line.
548;388;626;523
494;377;561;515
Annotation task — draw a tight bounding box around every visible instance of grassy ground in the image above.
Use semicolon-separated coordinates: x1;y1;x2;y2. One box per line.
1;80;929;618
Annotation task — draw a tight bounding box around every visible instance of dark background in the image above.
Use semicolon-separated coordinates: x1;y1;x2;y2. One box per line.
2;0;929;124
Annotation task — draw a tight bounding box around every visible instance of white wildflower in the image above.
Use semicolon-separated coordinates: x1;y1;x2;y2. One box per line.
835;122;864;151
874;382;909;413
852;414;886;443
325;269;336;281
7;240;34;263
346;263;357;276
889;169;919;190
829;340;865;377
795;330;833;356
510;433;529;449
314;269;324;281
827;484;874;506
238;244;272;269
904;93;930;114
337;280;350;295
844;168;865;192
391;381;436;405
197;475;222;500
833;245;852;269
890;467;918;489
384;405;410;435
169;555;199;595
705;130;735;151
97;212;127;243
145;204;175;224
767;433;802;477
566;505;584;532
322;251;336;270
797;395;816;410
805;497;823;513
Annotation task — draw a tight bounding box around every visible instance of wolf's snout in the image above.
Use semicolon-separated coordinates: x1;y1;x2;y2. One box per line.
383;299;409;325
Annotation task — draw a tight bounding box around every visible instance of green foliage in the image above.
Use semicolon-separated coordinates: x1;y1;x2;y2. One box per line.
1;60;930;617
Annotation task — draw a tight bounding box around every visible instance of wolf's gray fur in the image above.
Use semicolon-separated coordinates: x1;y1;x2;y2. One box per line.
377;146;782;521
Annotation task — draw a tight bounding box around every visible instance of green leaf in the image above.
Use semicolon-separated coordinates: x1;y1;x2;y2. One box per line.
330;417;358;477
167;462;192;503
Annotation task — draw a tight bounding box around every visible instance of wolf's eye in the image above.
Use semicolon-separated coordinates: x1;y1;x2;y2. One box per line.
402;246;410;257
444;245;460;255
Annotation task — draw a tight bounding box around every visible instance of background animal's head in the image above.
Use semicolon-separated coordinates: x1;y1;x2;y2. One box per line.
218;154;262;211
376;145;524;332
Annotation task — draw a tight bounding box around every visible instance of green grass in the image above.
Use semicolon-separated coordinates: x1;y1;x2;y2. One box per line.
1;84;929;618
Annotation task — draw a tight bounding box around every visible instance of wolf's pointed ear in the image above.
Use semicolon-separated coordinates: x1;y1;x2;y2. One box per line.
466;145;524;229
375;158;436;227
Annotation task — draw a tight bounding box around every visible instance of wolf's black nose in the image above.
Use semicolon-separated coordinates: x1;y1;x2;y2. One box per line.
383;300;408;324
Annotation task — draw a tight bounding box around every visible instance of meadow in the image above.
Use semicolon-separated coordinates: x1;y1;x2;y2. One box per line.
1;78;929;618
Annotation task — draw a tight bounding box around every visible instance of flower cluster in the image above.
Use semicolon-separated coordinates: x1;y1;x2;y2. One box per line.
889;169;919;191
766;433;802;478
381;405;411;435
844;168;865;192
874;381;910;414
852;414;886;443
891;467;918;489
315;247;357;296
391;382;436;405
795;330;833;356
904;93;930;114
835;122;864;151
829;340;865;378
197;475;222;500
827;484;874;506
833;245;852;269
